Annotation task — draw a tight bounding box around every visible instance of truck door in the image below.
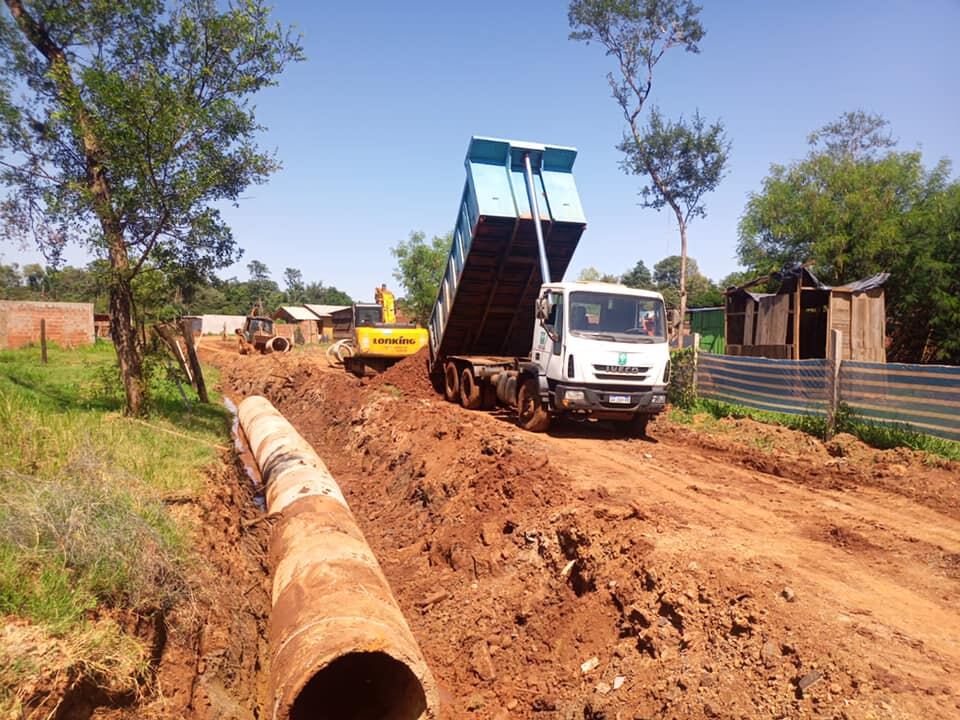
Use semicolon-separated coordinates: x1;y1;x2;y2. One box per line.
533;292;565;379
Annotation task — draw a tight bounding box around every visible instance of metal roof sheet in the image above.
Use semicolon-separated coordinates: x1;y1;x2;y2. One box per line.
303;304;350;318
276;306;321;321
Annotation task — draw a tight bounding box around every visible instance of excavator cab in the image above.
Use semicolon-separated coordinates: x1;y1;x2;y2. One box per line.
354;304;384;327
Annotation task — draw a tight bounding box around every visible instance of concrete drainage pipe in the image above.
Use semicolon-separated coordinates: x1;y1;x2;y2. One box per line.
237;396;439;720
268;336;291;353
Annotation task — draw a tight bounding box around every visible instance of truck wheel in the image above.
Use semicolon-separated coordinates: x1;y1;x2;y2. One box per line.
620;413;649;438
481;383;498;410
443;362;460;403
517;378;551;433
460;367;483;410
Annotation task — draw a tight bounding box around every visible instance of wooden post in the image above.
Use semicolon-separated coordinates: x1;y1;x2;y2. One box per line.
793;282;802;360
153;323;193;384
180;320;209;404
826;329;842;439
691;332;701;398
40;318;48;364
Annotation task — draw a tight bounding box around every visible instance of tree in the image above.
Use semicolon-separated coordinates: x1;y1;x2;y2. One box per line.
283;268;305;304
738;147;946;284
303;281;352;307
391;230;450;326
807;109;896;161
0;1;302;414
738;112;959;362
245;260;279;313
578;266;620;283
620;259;654;289
0;263;23;296
621;108;729;322
717;269;755;291
652;255;720;308
569;0;724;327
568;0;704;128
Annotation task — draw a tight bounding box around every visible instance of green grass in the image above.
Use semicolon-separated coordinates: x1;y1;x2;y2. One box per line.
672;397;960;461
0;341;229;707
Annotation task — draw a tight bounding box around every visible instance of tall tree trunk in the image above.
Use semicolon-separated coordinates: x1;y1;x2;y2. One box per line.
678;218;689;337
109;273;145;415
104;220;145;415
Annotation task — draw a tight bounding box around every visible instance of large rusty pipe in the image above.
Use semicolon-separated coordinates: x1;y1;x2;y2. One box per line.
238;396;439;720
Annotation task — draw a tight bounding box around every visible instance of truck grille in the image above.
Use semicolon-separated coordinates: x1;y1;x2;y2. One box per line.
593;364;649;380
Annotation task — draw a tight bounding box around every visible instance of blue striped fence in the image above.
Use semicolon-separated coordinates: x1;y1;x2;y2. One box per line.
696;354;830;416
840;361;960;442
695;353;960;442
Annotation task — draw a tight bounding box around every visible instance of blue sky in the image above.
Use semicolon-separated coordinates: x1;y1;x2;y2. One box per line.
5;0;958;302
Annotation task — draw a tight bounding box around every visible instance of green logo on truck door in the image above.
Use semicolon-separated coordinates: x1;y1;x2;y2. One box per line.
618;352;627;366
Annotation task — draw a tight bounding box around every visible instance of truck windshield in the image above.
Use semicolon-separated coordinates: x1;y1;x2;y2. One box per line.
568;292;666;342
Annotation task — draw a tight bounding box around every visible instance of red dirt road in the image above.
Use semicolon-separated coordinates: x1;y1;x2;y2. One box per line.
213;347;960;719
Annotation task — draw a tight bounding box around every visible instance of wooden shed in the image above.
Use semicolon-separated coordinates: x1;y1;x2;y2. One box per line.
724;267;888;362
303;304;351;342
272;306;322;344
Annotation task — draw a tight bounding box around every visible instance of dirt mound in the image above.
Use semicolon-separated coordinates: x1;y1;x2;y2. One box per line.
366;347;437;400
211;354;960;719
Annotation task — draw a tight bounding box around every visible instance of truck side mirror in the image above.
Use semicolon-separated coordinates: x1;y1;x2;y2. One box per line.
535;296;550;321
666;309;680;328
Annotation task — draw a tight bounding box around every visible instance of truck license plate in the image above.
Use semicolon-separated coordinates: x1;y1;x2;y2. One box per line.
608;394;632;404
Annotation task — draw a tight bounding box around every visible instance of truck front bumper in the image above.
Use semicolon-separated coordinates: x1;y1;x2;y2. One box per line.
553;383;667;415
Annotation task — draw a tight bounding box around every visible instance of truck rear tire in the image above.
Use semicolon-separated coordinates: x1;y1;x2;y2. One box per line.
481;383;498;410
517;378;551;433
460;367;483;410
443;362;460;403
620;413;649;438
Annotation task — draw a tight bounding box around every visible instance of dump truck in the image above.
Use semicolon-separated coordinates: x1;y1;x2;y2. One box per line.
428;137;672;435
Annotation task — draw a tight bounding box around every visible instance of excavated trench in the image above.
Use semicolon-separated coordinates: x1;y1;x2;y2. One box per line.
209;348;960;720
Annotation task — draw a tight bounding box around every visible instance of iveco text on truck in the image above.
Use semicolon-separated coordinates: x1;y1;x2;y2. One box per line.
428;137;671;436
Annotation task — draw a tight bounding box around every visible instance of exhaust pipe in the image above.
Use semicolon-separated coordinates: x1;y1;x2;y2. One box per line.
237;396;439;720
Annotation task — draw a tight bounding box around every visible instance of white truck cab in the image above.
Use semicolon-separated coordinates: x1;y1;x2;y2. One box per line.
527;280;670;432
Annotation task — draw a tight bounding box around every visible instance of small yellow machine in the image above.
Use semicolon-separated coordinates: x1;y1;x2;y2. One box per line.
328;285;429;376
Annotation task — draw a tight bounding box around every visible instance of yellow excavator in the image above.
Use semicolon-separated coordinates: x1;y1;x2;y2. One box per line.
327;284;429;376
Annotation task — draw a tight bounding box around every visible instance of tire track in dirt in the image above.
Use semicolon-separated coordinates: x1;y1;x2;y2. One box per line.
539;429;960;712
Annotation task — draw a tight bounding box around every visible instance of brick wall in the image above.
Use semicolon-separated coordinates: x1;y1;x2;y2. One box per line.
0;301;95;350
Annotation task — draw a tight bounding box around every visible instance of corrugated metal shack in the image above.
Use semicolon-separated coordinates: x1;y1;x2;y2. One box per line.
724;266;888;362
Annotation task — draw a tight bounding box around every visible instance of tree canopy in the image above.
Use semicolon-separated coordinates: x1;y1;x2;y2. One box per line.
0;0;302;413
391;230;450;326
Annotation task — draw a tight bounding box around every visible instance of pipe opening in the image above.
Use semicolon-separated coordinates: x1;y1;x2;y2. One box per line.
290;651;427;720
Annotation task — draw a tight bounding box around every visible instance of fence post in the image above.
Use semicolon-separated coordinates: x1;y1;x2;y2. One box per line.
826;329;842;439
40;318;48;364
691;332;701;399
180;319;209;404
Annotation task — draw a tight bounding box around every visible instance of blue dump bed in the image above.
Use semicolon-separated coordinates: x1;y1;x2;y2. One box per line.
428;137;587;370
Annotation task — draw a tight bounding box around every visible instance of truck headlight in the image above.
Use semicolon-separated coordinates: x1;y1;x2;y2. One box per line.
564;390;585;401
